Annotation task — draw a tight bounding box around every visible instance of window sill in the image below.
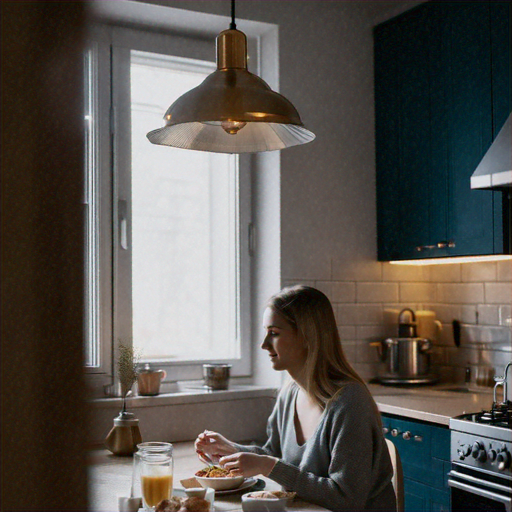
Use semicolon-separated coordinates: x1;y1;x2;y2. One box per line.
88;384;277;446
90;383;277;409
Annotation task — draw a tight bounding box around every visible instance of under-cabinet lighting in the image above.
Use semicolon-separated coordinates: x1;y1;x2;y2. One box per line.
389;255;512;265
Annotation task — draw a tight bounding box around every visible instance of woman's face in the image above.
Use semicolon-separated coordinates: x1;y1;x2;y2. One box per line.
261;307;307;375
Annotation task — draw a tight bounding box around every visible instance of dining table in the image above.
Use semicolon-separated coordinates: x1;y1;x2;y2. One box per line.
88;441;328;512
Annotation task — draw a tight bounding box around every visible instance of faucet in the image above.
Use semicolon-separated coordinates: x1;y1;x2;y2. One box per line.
493;362;512;404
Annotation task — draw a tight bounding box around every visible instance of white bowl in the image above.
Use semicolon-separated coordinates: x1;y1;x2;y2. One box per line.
241;492;289;512
195;474;244;491
184;487;207;499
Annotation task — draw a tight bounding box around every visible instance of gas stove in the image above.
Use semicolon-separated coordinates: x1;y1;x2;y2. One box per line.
449;401;512;511
451;401;512;441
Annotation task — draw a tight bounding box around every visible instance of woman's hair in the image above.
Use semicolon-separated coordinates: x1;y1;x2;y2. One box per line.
267;285;366;409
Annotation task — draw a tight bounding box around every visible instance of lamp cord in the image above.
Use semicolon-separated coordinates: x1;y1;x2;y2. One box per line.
230;0;236;30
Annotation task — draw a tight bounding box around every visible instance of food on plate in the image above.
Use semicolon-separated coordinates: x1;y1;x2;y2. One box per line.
245;490;296;500
180;497;210;512
195;466;237;478
155;497;182;512
271;491;296;500
155;496;210;512
180;477;200;489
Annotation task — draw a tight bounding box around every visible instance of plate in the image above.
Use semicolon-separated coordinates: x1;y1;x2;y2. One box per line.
214;477;259;496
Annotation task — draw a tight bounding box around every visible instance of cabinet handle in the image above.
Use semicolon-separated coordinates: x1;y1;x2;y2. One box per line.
437;240;455;249
416;244;437;252
416;240;455;252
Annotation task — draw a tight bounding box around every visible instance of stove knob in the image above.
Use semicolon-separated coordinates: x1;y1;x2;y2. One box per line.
487;449;497;462
402;431;412;440
472;442;484;458
391;429;401;437
477;450;487;463
497;450;511;471
457;444;471;460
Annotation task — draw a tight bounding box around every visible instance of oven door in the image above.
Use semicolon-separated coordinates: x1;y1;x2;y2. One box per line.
449;464;511;512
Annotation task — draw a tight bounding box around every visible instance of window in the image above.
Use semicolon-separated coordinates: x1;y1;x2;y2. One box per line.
85;26;252;391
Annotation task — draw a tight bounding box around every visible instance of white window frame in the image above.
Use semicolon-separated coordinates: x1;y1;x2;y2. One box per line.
85;23;254;393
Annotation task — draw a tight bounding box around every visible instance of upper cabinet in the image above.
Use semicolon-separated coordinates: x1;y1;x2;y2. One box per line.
375;1;511;261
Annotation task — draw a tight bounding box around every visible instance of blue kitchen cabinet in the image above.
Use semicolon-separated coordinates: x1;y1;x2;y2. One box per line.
375;1;511;261
490;1;512;252
374;20;403;260
382;414;451;512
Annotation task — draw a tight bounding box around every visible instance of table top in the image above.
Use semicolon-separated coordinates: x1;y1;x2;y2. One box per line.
88;442;327;512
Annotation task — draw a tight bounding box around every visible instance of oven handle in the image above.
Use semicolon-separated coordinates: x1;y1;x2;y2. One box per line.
448;478;511;512
449;470;512;494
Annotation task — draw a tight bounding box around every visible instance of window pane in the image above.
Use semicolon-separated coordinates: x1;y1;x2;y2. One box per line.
130;51;240;362
84;47;100;368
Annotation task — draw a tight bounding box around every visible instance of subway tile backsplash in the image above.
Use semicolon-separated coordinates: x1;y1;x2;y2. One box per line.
283;259;512;382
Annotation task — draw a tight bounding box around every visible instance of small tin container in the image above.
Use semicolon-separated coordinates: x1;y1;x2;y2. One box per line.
202;364;231;390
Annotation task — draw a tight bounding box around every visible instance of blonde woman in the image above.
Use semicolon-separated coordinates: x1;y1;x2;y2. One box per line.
195;286;395;512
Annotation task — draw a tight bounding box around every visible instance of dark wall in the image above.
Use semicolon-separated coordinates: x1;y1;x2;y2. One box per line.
1;2;89;509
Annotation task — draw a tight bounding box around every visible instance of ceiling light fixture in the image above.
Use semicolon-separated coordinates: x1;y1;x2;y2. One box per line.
146;0;315;153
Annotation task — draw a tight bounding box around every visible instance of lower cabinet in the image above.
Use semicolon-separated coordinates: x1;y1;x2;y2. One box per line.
382;414;451;512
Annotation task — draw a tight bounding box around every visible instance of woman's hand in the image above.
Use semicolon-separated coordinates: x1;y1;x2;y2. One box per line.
194;430;237;464
219;453;278;478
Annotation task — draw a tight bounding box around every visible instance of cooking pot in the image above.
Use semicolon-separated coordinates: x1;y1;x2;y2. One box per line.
375;337;434;383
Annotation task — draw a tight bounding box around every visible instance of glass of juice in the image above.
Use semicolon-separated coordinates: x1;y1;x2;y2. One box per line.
140;451;174;510
133;442;173;501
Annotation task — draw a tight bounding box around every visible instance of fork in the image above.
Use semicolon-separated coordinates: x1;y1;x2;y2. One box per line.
197;449;216;468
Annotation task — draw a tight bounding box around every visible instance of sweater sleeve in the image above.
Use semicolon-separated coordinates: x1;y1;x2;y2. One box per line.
267;383;392;512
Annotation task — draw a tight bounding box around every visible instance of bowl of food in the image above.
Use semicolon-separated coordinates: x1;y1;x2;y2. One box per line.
241;491;296;512
194;466;244;491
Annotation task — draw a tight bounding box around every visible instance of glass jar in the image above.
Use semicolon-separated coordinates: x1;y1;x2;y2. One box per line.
132;442;173;506
140;452;173;510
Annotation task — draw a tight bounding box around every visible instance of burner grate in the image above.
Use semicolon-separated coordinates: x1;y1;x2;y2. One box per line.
477;401;512;428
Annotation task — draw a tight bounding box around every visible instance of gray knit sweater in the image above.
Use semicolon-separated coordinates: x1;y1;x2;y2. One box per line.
233;382;396;512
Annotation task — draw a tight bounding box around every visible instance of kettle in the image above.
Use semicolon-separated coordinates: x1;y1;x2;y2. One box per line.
137;364;166;396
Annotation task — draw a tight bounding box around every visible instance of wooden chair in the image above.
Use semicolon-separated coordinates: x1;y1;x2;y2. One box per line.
385;438;404;512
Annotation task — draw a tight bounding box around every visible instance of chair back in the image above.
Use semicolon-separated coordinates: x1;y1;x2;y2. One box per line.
385;438;404;512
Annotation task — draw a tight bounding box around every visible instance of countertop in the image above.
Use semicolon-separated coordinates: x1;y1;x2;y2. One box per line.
89;443;327;512
368;383;495;426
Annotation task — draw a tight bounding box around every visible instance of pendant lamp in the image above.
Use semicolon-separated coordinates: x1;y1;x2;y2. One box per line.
146;0;315;153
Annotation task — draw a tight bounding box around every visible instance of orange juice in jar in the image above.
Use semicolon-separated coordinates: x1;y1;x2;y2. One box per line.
140;452;173;510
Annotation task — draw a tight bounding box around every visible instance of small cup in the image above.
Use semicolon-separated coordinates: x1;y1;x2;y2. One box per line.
203;364;231;390
184;487;207;499
118;496;142;512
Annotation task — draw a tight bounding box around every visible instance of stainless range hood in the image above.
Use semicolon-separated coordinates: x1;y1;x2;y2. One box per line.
471;113;512;190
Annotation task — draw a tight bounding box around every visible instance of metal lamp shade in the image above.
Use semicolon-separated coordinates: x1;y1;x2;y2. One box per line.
146;29;315;153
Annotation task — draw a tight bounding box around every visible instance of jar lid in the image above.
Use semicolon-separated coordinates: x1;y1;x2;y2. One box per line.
114;411;139;426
